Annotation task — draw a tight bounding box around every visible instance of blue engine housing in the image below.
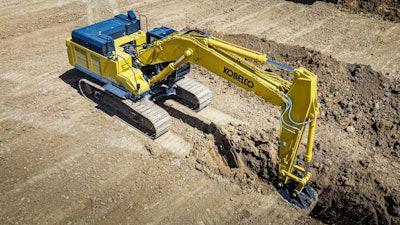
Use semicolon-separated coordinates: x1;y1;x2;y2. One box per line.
146;26;176;44
71;10;141;57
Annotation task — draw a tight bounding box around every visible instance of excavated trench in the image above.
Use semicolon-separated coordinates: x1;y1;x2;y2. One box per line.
206;121;399;225
193;32;400;224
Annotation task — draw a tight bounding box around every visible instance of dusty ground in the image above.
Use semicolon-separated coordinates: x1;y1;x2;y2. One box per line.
1;0;399;224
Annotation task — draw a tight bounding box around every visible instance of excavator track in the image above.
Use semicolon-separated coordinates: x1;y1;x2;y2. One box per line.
79;79;171;139
174;77;213;112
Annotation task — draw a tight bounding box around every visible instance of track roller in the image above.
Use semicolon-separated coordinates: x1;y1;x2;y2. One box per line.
79;79;171;138
174;77;212;112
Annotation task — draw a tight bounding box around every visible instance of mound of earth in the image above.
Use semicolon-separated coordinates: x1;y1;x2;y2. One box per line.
289;0;400;22
338;0;400;22
189;31;400;224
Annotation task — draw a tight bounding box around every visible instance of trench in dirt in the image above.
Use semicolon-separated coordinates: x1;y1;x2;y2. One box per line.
190;32;399;225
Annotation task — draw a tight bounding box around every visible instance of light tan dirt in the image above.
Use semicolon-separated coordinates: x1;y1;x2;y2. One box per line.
0;0;399;224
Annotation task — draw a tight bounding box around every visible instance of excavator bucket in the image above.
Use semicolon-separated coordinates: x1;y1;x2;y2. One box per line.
278;182;318;214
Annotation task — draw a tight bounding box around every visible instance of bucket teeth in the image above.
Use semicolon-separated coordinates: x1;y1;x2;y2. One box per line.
277;182;318;214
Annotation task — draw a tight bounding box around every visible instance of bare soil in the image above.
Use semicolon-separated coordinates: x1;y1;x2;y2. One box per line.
1;0;399;225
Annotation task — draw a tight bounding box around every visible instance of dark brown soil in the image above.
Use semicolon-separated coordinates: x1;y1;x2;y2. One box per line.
338;0;400;23
288;0;400;22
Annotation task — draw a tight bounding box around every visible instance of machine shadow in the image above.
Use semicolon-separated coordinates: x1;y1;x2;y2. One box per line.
59;69;239;166
157;100;239;168
156;100;211;133
59;69;154;138
285;0;317;5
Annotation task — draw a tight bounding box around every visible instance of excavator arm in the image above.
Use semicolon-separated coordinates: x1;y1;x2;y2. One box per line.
137;30;319;206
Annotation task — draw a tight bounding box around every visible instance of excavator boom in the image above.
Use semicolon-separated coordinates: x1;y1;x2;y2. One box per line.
138;30;319;197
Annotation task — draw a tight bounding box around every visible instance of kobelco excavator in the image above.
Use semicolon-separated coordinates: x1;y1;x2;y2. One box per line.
66;10;319;211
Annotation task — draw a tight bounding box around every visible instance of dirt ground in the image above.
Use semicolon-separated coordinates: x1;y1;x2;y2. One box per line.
1;0;399;224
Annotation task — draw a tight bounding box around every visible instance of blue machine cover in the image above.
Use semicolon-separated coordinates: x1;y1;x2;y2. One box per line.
72;11;141;57
146;26;177;43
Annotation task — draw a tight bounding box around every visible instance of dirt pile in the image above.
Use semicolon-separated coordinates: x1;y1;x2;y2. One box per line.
217;32;400;156
338;0;400;22
289;0;400;22
190;32;400;224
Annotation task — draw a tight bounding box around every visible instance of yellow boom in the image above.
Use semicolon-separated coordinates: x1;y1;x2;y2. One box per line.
137;30;319;194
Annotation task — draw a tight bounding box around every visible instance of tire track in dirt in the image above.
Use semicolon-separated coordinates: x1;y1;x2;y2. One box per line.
0;1;85;40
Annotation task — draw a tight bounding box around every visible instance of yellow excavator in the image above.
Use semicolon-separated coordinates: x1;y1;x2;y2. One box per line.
66;10;319;211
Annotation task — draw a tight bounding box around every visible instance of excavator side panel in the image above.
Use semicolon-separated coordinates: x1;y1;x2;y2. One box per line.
66;38;151;96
